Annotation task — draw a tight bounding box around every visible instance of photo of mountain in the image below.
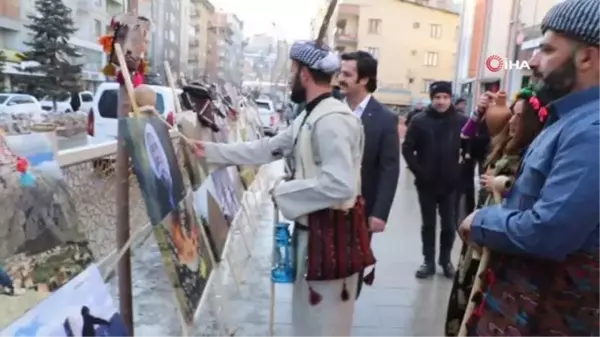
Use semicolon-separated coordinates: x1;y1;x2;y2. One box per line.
0;133;94;330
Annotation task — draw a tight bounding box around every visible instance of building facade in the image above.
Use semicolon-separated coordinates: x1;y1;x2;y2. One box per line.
208;12;244;86
453;0;563;111
328;0;460;109
1;0;110;91
188;0;215;80
149;0;187;79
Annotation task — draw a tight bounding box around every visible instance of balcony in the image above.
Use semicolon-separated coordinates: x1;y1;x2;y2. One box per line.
338;4;360;19
0;0;20;31
334;31;358;45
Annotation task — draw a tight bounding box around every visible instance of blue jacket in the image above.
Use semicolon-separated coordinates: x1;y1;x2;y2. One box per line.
471;86;600;260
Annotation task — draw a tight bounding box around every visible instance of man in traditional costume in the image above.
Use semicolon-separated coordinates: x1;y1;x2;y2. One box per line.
458;0;599;335
193;40;374;336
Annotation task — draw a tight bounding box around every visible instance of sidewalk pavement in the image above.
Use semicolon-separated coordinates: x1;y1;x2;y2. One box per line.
114;160;459;336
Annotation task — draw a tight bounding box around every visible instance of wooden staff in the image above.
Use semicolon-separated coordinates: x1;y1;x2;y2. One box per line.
112;42;135;333
458;247;490;336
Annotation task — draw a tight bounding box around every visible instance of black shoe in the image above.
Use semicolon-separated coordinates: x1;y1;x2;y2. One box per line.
441;262;455;278
415;263;435;279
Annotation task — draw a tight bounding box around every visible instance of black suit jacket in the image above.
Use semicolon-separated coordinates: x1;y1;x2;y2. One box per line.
360;97;400;222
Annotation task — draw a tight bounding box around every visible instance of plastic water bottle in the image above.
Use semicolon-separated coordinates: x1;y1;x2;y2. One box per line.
271;222;295;283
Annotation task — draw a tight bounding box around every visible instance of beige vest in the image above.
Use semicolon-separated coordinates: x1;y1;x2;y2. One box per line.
292;97;364;210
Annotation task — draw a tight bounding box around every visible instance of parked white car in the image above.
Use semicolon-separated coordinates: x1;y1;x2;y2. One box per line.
0;93;43;118
40;91;94;113
254;98;278;135
88;82;181;140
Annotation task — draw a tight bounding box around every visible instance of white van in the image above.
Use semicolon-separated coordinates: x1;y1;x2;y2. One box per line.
40;91;94;113
88;82;181;140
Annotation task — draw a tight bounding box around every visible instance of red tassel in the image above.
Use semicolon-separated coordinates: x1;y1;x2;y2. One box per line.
341;281;349;301
309;286;322;306
363;267;375;285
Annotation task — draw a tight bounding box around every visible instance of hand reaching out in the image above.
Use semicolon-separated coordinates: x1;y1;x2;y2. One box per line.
190;141;205;158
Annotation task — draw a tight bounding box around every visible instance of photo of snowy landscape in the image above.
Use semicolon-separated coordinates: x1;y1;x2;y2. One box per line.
1;265;127;337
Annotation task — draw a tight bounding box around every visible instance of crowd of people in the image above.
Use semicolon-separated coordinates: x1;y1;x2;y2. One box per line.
191;0;598;335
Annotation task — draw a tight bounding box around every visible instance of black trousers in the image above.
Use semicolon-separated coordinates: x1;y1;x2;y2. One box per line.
417;189;457;265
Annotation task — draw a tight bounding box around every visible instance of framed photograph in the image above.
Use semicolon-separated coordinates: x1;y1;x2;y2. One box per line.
1;265;127;336
0;133;94;330
154;194;214;324
120;117;186;226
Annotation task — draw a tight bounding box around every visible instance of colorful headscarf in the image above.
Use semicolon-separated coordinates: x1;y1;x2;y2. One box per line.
513;86;548;123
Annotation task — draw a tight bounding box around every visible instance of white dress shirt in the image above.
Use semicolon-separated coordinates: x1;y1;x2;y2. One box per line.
348;94;372;118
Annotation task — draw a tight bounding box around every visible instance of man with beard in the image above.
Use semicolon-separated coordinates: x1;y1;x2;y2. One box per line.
192;40;371;336
402;81;467;279
458;0;599;334
338;50;399;297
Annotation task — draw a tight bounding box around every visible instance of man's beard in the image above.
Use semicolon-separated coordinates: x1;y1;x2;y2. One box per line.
290;72;306;104
531;56;577;105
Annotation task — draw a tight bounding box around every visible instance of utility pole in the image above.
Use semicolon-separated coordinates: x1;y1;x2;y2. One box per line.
115;0;138;333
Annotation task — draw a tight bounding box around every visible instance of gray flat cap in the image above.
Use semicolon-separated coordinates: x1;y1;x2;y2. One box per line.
542;0;600;46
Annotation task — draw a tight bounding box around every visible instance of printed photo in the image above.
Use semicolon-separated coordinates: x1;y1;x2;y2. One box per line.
1;264;127;337
154;194;214;324
0;134;94;330
120;117;186;226
211;168;240;222
227;166;245;201
177;112;211;191
192;178;230;261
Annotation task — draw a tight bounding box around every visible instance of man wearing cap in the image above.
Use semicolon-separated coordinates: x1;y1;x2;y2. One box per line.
458;0;599;334
193;41;370;335
402;80;467;279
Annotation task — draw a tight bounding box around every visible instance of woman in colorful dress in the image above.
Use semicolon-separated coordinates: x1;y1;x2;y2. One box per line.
445;87;544;336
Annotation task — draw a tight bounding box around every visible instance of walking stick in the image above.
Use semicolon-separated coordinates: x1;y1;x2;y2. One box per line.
457;246;490;336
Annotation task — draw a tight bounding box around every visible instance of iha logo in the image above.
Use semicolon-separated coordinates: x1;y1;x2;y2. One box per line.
486;55;530;72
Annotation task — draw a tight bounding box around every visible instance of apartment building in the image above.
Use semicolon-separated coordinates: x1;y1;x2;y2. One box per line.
329;0;460;108
454;0;563;109
149;0;187;78
188;0;215;79
208;12;244;86
0;0;110;91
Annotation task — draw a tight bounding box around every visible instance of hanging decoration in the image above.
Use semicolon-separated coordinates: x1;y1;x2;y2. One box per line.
99;13;151;87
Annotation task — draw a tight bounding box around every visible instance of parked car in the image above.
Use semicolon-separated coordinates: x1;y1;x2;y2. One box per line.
88;82;181;140
40;91;94;113
254;98;278;136
0;93;43;118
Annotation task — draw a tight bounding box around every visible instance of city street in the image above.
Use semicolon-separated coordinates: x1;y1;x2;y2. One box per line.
113;159;459;336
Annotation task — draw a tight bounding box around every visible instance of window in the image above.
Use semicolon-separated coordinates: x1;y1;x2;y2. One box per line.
422;79;434;93
98;89;118;118
430;24;442;39
99;90;165;119
413;22;420;29
424;51;438;66
368;19;381;34
366;47;379;59
94;20;102;38
81;93;93;102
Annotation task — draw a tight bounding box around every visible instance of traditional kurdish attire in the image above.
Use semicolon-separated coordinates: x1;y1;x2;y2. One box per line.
445;151;521;335
459;1;600;335
203;41;374;336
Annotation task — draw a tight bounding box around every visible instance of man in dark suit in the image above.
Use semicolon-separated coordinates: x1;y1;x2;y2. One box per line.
339;51;400;297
